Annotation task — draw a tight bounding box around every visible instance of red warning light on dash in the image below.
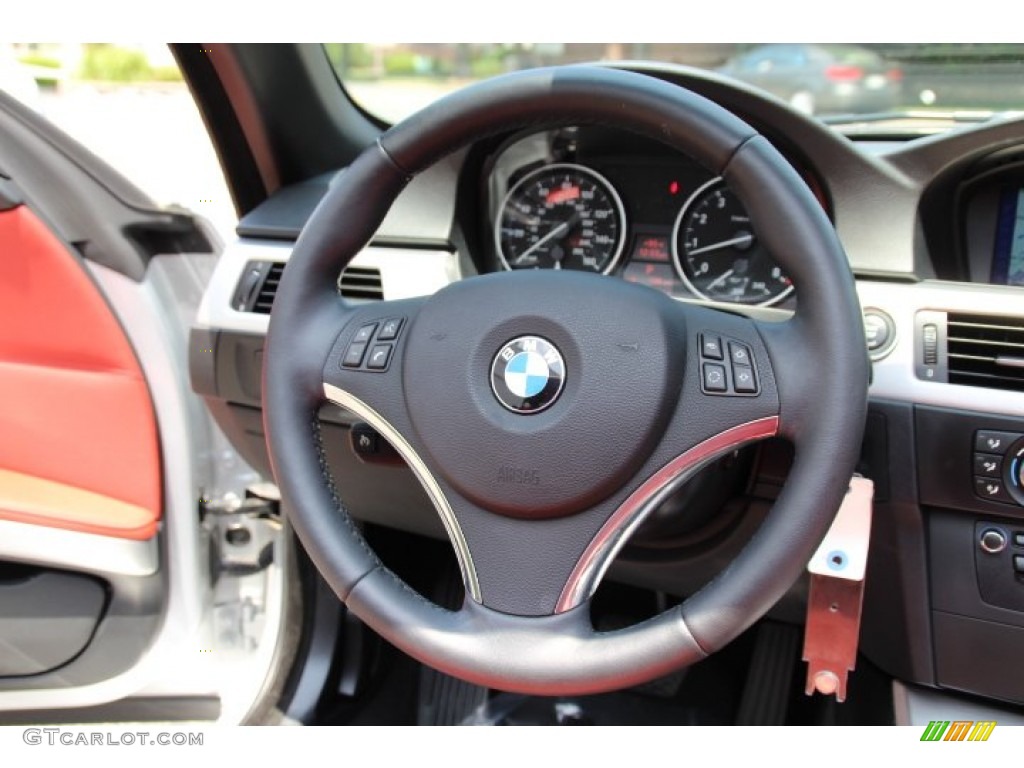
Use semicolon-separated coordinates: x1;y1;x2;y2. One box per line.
623;261;677;292
631;234;671;263
545;186;581;205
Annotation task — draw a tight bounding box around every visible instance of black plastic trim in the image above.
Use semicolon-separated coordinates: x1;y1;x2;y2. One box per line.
0;176;22;211
236;171;339;240
0;89;210;281
0;569;107;678
0;571;162;692
279;550;343;724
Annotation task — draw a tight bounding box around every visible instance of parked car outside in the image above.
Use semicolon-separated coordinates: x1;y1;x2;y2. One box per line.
718;43;902;116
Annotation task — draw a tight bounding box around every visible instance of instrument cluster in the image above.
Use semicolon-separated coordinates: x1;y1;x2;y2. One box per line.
486;126;823;307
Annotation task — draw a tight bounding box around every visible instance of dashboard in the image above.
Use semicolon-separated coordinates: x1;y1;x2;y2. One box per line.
192;64;1024;714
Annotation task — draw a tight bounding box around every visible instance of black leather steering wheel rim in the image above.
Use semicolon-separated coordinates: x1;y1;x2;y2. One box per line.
263;66;869;695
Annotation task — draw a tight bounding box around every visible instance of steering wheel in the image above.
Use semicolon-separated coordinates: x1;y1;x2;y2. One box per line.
263;66;868;695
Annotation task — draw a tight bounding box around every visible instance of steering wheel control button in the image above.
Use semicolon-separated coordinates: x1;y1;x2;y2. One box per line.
353;323;378;344
342;341;368;368
702;363;727;392
350;423;379;456
729;341;759;394
700;334;723;360
490;336;566;414
378;317;404;341
975;476;1012;504
1015;532;1024;547
974;453;1003;477
732;364;757;393
366;344;393;370
974;430;1020;455
699;334;759;396
1015;555;1024;574
980;528;1008;555
728;341;752;366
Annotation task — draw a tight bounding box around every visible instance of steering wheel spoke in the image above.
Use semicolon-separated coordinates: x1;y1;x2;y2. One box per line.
319;298;491;597
552;300;782;612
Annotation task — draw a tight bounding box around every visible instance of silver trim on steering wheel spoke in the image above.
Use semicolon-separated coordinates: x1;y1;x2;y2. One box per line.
322;382;482;603
556;415;781;613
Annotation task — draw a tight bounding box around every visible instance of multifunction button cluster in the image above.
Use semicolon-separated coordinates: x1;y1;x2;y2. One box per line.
973;430;1024;507
341;317;404;372
699;333;759;396
975;523;1024;611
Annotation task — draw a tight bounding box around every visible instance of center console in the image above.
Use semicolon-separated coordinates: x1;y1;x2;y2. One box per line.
917;406;1024;705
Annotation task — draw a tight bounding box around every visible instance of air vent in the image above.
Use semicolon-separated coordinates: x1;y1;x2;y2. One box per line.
247;262;284;315
338;265;384;300
233;261;384;315
947;312;1024;392
231;260;282;314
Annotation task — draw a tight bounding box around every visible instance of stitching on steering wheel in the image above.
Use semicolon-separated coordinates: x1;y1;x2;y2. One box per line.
311;414;381;565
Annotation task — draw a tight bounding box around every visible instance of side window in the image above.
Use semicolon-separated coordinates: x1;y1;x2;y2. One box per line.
4;43;235;241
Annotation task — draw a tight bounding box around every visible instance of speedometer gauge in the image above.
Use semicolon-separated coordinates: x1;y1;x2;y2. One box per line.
671;178;794;306
496;163;627;274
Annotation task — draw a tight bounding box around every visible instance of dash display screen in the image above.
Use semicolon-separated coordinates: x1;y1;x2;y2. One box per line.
991;186;1024;287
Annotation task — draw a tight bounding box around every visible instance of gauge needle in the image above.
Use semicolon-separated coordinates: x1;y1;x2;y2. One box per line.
688;233;754;257
515;214;578;263
705;269;735;291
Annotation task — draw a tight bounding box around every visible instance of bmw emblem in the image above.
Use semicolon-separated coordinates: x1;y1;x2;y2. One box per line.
490;336;566;414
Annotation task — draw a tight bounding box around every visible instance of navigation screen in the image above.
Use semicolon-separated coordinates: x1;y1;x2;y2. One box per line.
991;186;1024;287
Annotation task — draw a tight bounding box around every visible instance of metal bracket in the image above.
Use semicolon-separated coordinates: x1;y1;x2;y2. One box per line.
803;475;874;703
201;485;282;576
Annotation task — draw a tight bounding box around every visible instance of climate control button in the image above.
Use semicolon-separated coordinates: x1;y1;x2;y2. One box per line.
974;430;1020;455
973;453;1003;477
974;476;1012;504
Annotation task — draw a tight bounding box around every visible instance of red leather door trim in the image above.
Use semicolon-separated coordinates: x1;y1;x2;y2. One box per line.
0;206;161;539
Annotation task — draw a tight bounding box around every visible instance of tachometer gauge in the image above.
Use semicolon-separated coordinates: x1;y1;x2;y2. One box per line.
496;163;627;274
671;178;794;306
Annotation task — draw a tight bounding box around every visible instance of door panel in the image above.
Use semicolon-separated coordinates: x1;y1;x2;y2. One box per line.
0;205;161;538
0;566;107;677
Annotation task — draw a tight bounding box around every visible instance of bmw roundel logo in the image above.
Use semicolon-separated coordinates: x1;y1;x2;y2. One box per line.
490;336;566;414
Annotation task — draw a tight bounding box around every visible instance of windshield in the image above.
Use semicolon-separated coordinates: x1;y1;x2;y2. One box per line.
325;43;1024;129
